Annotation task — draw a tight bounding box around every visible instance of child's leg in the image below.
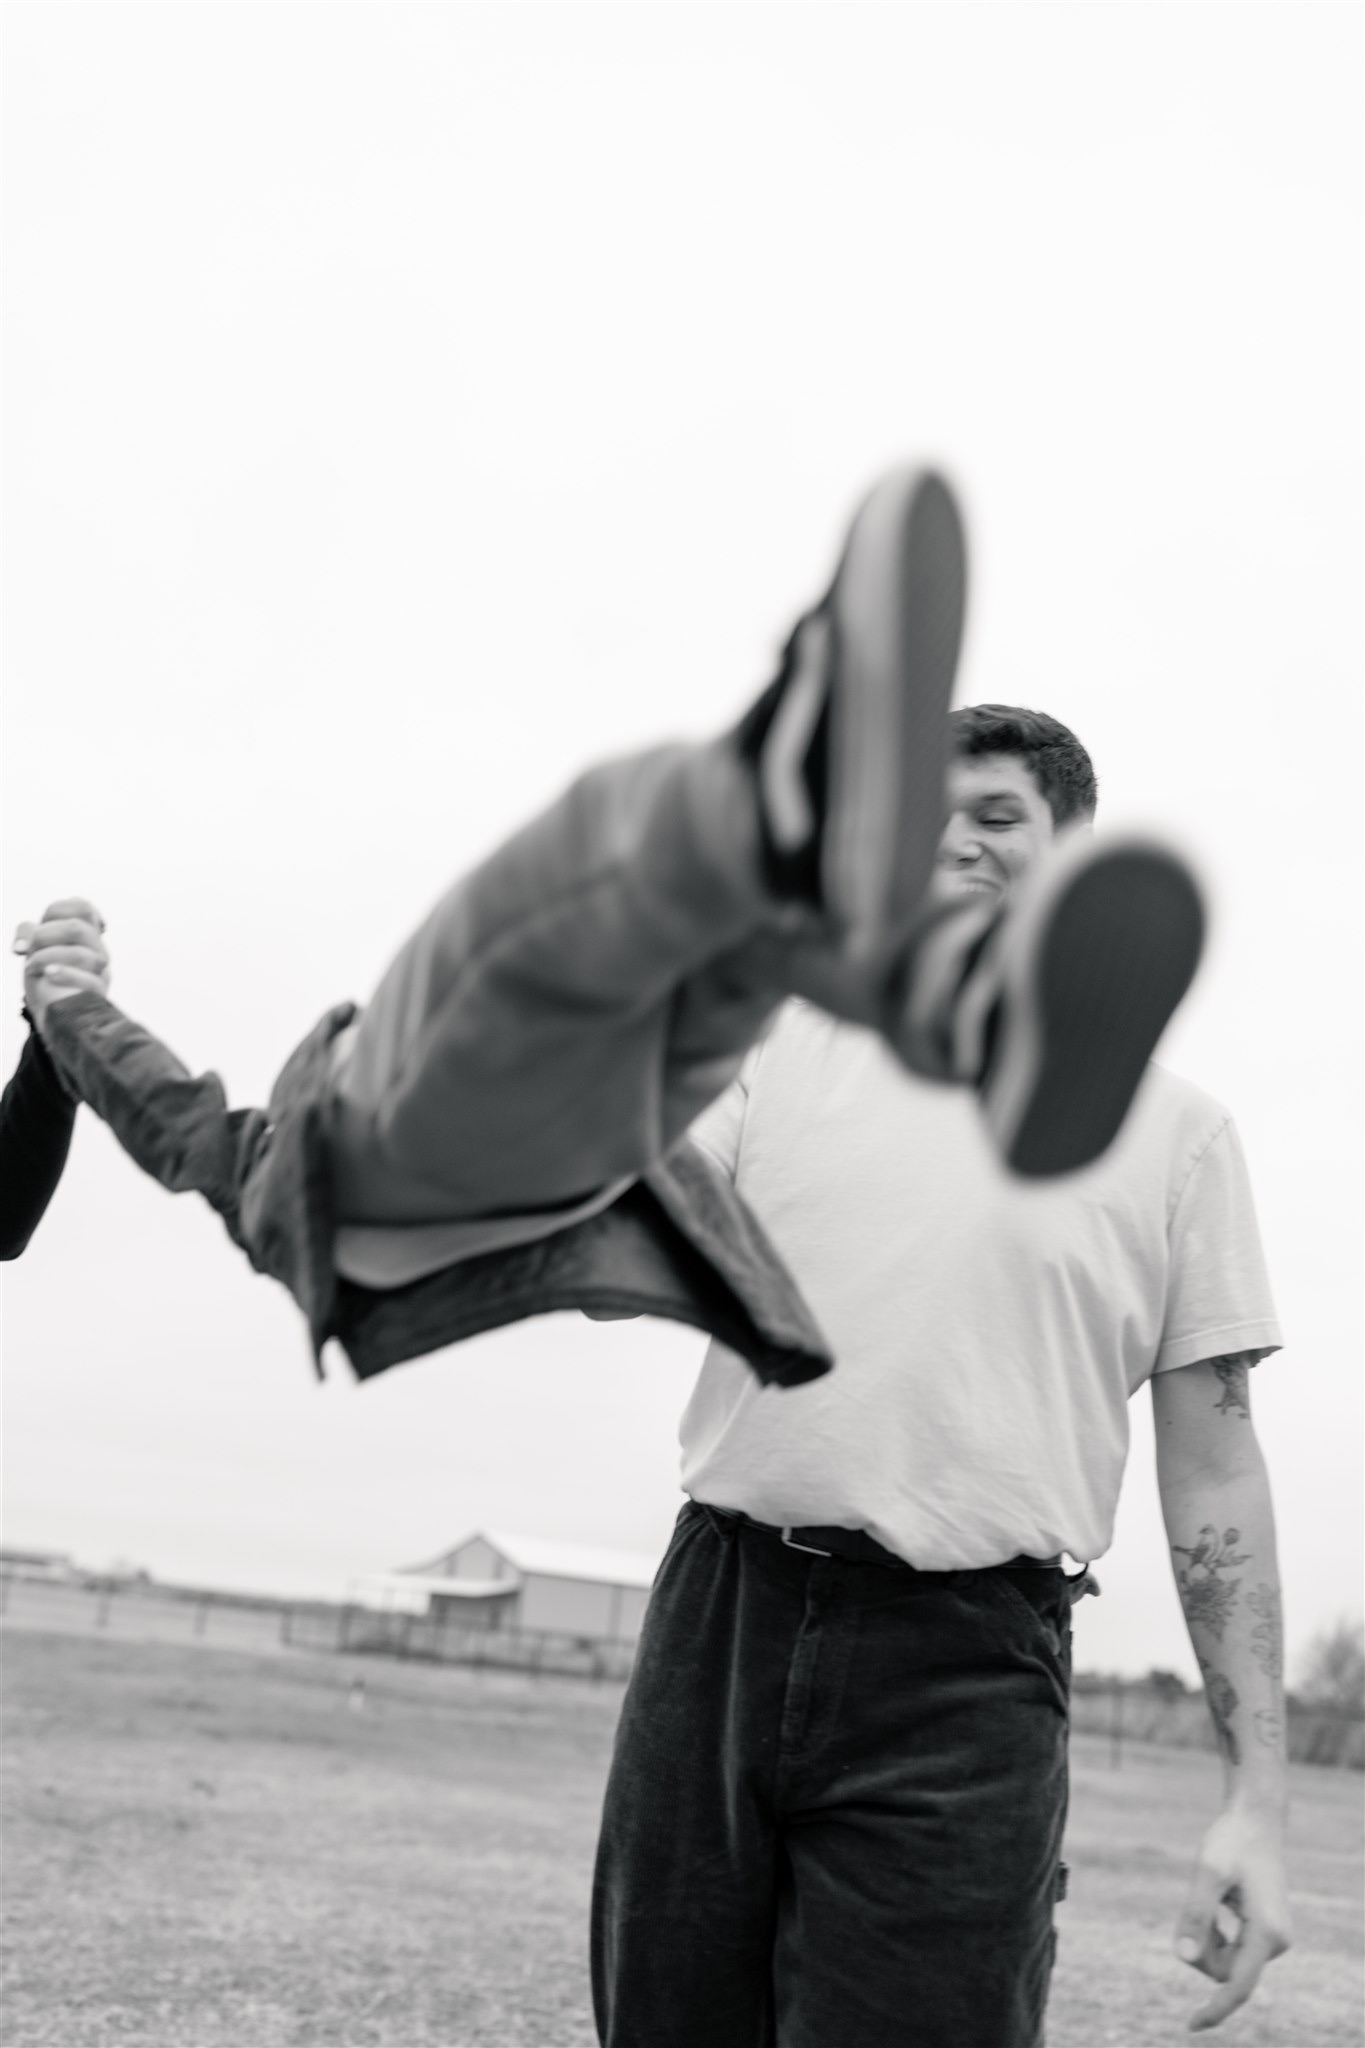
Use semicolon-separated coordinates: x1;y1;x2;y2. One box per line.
328;465;968;1229
327;737;792;1225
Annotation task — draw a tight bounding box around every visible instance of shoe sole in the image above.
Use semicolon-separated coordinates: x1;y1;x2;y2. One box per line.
823;468;967;947
983;839;1205;1177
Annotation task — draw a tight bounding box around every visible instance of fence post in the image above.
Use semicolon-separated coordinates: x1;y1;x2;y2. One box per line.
194;1595;209;1637
1109;1684;1124;1770
281;1606;294;1647
95;1585;112;1630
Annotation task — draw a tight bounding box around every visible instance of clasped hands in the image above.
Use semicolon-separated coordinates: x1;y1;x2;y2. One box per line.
12;897;111;1030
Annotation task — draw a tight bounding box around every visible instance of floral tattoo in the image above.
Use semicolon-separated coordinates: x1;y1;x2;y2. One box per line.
1247;1583;1283;1681
1172;1525;1250;1642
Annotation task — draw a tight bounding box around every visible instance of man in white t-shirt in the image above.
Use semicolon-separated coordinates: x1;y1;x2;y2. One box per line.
591;706;1291;2048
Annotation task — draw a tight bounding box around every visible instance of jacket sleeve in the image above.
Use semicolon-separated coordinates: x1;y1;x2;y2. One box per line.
36;991;266;1248
0;1025;78;1259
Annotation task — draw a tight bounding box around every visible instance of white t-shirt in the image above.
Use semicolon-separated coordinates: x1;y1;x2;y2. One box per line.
681;1000;1281;1569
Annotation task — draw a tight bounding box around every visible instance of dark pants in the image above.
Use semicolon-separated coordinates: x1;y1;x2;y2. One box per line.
592;1501;1072;2048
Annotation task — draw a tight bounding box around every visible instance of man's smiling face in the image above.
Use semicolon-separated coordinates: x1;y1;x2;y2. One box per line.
927;751;1061;911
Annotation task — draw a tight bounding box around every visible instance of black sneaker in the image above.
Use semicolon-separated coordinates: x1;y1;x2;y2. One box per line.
963;834;1207;1176
736;467;967;952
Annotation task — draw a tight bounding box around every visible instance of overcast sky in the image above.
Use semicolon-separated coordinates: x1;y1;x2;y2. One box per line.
3;2;1360;1683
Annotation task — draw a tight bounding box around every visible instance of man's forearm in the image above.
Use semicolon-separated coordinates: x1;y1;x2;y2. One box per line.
1153;1356;1292;2028
1162;1443;1287;1812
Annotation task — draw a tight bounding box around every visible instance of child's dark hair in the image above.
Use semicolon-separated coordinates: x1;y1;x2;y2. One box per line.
947;704;1098;827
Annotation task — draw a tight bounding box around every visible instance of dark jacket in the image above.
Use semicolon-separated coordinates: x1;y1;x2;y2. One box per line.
40;991;832;1391
0;1027;77;1259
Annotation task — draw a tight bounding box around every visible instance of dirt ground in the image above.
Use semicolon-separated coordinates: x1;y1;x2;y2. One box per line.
1;1628;1360;2047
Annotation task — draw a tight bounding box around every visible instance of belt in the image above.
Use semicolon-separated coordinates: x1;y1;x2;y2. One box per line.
719;1509;1062;1574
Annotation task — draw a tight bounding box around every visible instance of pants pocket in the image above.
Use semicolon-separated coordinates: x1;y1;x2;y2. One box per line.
980;1569;1072;1677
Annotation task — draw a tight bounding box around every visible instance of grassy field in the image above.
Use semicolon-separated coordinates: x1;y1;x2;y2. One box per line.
1;1628;1360;2048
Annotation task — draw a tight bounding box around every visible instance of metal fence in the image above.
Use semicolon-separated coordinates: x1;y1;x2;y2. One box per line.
0;1573;635;1683
282;1600;636;1681
1070;1681;1364;1770
5;1575;1359;1758
0;1572;296;1654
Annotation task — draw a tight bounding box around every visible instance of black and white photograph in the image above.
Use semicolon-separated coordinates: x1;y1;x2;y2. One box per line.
2;5;1361;2046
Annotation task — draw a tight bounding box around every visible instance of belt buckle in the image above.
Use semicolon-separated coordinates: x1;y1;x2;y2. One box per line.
781;1526;832;1558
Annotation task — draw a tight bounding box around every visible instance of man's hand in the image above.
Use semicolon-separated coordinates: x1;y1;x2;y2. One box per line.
1175;1802;1292;2031
12;899;111;1031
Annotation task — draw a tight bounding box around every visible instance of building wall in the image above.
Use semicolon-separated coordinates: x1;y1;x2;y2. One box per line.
430;1589;518;1632
0;1550;75;1581
613;1584;651;1642
518;1574;652;1642
394;1538;656;1642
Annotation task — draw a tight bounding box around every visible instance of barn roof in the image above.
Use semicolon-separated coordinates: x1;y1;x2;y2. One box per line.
486;1531;661;1589
401;1530;662;1591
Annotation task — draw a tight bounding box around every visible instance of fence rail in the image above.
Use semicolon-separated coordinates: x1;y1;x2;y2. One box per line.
3;1574;1359;1761
282;1602;635;1681
0;1573;635;1683
0;1572;297;1654
1070;1682;1364;1770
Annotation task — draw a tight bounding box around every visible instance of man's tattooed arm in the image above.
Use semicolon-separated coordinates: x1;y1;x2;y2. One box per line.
1151;1357;1291;2023
1152;1358;1287;1801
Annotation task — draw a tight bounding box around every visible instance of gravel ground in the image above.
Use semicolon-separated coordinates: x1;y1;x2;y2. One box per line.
2;1627;1360;2046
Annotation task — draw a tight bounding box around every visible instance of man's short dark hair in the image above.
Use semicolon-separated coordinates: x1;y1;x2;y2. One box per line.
947;704;1098;827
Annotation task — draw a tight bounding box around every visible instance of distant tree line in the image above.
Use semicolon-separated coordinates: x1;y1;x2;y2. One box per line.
1075;1617;1365;1718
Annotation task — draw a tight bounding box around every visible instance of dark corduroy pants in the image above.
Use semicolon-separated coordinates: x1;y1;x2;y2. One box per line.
592;1500;1071;2048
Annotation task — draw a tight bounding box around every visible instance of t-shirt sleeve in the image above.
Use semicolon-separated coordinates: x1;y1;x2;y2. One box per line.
686;1043;762;1183
1154;1116;1282;1375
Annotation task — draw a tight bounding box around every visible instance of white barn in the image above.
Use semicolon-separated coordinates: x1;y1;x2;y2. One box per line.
0;1546;77;1583
354;1530;663;1644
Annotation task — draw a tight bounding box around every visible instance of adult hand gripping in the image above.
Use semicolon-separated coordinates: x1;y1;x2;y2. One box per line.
12;898;111;1030
1175;1802;1292;2031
